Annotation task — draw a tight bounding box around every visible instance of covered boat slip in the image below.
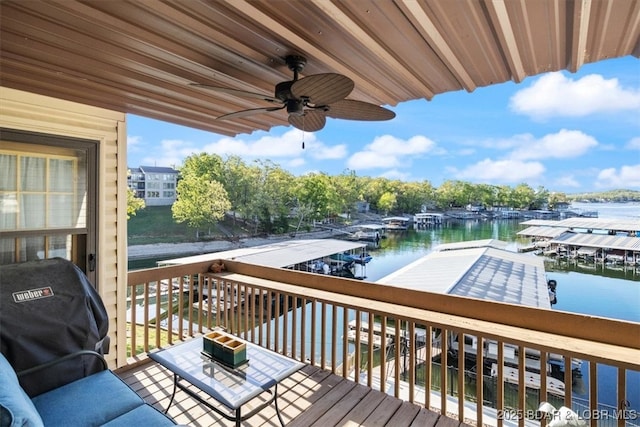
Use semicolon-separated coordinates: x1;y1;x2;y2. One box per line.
376;243;551;309
160;239;370;275
370;242;569;396
518;218;640;265
345;224;385;242
520;218;640;235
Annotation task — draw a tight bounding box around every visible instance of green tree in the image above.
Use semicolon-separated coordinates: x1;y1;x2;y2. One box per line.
248;161;296;233
378;192;397;215
126;188;145;219
294;172;339;223
181;152;223;181
332;170;361;219
512;183;536;209
548;191;568;210
171;174;231;239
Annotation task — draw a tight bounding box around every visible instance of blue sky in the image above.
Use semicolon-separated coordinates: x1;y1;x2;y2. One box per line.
127;56;639;194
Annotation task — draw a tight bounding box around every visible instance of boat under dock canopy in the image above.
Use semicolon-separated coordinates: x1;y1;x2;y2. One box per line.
159;238;369;270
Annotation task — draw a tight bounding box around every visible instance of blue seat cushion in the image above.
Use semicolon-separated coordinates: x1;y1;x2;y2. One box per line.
101;404;175;426
0;353;44;427
31;370;144;426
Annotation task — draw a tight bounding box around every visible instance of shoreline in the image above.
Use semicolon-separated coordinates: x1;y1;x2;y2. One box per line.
127;229;339;261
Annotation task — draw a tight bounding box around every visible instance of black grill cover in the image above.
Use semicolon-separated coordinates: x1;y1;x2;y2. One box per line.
0;258;110;396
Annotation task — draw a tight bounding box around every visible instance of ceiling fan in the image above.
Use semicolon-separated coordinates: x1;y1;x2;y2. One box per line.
191;55;395;132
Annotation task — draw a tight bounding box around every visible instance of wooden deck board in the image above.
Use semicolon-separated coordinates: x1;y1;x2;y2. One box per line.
115;360;465;427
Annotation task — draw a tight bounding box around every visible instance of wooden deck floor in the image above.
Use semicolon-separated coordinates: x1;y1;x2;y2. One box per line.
116;360;467;427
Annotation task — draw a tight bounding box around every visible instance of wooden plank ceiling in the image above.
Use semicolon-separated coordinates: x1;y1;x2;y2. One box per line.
1;0;638;137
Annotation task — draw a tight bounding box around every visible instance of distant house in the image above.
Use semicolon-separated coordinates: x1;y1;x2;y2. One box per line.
128;166;178;206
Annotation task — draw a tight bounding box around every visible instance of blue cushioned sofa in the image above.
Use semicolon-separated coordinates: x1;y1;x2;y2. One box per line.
0;350;176;427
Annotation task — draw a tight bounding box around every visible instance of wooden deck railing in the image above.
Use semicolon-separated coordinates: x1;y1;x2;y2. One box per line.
127;259;640;427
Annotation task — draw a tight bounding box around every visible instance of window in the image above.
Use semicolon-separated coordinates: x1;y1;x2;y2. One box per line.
0;129;97;283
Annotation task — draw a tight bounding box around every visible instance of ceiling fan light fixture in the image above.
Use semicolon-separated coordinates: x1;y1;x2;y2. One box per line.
286;99;305;116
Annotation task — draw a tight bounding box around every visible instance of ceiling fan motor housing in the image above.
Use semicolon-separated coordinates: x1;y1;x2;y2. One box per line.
286;99;305;116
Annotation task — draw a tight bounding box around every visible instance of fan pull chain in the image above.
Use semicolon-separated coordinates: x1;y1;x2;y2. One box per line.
302;114;305;149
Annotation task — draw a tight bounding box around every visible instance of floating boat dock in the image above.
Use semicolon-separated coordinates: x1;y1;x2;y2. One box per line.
518;218;640;265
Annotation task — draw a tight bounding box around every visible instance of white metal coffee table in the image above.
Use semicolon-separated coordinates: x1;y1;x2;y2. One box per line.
149;336;305;426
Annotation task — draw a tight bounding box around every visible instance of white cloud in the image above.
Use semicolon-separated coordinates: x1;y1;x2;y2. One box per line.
141;138;198;167
595;164;640;189
510;72;640;120
453;159;545;183
554;175;581;188
127;135;142;147
139;128;349;167
627;137;640;150
509;129;598;160
347;134;437;170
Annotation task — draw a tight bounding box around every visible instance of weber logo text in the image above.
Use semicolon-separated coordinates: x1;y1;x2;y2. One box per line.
12;287;54;303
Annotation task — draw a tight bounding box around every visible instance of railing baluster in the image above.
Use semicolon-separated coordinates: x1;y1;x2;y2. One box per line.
291;295;297;360
130;285;137;357
332;304;337;374
187;276;194;336
266;290;272;351
380;316;387;393
258;287;264;346
196;275;204;334
497;340;504;427
395;320;401;398
589;361;597;427
476;336;484;427
283;293;289;356
342;307;349;378
155;280;161;349
143;282;150;353
458;332;465;420
408;322;415;403
321;301;327;370
518;345;525;427
300;298;307;363
425;325;432;409
617;368;626;427
274;291;281;353
311;299;317;366
441;329;448;417
367;311;373;389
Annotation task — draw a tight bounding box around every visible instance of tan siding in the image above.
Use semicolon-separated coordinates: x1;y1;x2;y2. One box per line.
0;87;126;368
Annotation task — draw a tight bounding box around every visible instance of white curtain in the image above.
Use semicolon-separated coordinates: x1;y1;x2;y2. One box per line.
1;149;84;262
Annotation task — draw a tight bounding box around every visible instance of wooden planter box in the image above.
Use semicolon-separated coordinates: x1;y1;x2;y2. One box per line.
203;331;247;368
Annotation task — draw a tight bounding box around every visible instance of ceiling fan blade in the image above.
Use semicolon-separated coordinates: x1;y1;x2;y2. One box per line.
217;105;285;120
325;99;395;121
291;73;354;106
288;110;326;132
190;83;282;104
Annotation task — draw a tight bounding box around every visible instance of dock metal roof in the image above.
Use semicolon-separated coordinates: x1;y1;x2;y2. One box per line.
521;218;640;232
160;239;367;268
434;239;508;252
550;233;640;252
517;226;570;239
377;246;550;309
